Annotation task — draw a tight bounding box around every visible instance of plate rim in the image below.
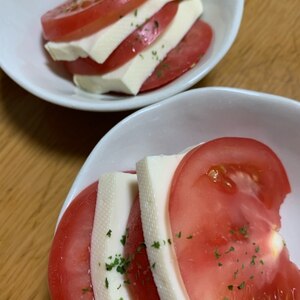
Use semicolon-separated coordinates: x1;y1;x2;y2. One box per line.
56;86;300;225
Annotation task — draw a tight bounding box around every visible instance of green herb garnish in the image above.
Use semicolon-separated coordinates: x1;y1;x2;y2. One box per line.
176;231;182;238
82;287;91;294
225;246;235;254
136;243;146;253
239;226;248;237
214;249;221;259
227;285;233;291
237;281;245;290
151;241;160;249
250;255;257;265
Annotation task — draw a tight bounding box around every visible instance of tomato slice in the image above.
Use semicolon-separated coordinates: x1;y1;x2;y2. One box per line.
169;138;299;299
48;182;97;299
65;2;179;75
140;19;213;92
41;0;147;42
124;197;159;300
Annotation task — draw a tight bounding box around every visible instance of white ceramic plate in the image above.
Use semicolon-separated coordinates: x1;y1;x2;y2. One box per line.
59;87;300;267
0;0;244;111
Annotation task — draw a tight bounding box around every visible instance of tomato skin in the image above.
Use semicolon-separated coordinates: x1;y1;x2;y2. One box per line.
65;1;179;75
48;182;98;300
169;138;298;299
124;197;159;300
140;19;213;92
251;250;300;299
41;0;147;42
171;137;290;218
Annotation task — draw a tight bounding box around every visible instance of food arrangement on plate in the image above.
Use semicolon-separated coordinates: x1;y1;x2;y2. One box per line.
41;0;213;95
48;137;300;299
36;2;300;296
1;0;300;298
0;0;244;110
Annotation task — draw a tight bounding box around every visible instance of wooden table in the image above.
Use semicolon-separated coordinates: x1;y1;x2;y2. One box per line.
1;1;299;299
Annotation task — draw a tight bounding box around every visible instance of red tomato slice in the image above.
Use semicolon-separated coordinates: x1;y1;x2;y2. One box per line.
41;0;147;42
65;2;179;75
140;19;213;92
124;197;159;300
169;138;299;299
48;182;97;299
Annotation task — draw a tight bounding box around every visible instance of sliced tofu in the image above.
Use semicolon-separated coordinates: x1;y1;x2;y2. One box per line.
91;172;138;300
136;153;190;300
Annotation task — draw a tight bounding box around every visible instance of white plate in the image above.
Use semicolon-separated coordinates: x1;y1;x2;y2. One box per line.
59;87;300;267
0;0;244;111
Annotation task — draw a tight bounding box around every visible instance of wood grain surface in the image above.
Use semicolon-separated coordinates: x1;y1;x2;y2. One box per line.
0;1;300;299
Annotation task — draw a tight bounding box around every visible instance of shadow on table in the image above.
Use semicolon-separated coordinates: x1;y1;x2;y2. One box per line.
0;74;132;158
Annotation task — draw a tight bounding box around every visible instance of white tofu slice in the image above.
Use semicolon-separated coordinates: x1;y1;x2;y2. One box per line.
91;172;138;300
136;153;190;300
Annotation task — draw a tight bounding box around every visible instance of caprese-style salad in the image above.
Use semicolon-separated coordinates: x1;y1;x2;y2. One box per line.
41;0;212;95
48;137;300;299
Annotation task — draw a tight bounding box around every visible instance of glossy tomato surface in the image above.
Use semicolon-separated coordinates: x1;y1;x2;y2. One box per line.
48;182;97;299
41;0;146;41
124;197;159;300
65;2;179;75
140;19;213;92
169;137;299;299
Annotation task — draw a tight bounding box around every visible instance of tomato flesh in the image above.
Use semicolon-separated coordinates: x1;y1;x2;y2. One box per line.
48;182;97;299
140;19;213;92
124;197;159;299
65;1;179;75
41;0;147;41
169;137;299;299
